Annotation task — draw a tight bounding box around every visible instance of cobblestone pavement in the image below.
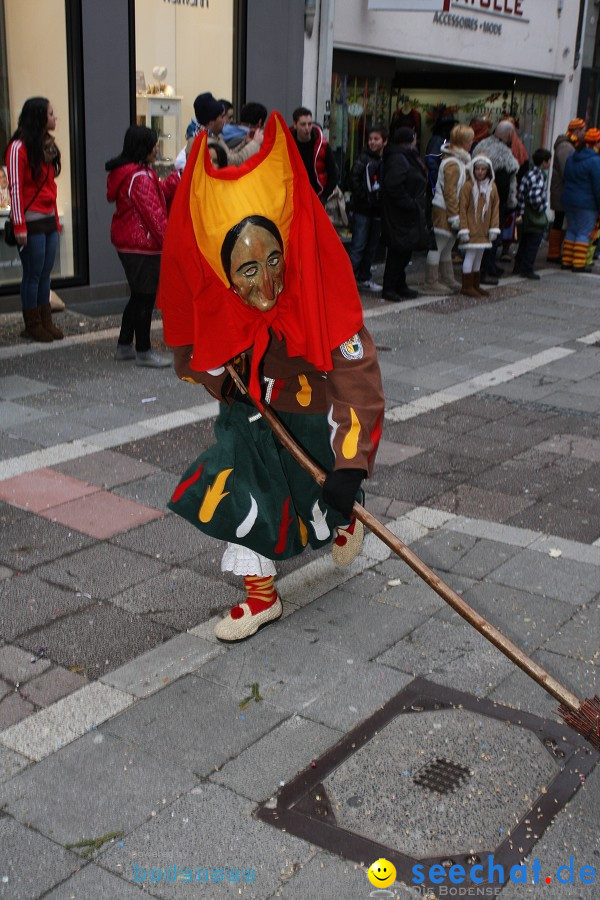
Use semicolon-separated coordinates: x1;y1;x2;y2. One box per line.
0;255;598;898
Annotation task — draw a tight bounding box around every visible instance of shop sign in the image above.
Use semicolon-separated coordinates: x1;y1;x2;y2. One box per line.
446;0;526;19
368;2;450;10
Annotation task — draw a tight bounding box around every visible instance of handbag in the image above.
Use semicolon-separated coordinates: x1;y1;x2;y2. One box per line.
523;203;548;233
4;216;16;246
3;167;50;246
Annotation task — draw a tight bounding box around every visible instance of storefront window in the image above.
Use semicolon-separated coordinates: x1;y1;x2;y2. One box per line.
1;0;77;289
332;73;556;185
134;0;234;173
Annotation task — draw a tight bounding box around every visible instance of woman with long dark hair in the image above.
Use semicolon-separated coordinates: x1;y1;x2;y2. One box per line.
106;125;179;366
5;96;63;341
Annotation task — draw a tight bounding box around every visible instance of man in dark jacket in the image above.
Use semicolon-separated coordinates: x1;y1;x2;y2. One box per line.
547;117;586;263
381;126;434;301
291;107;338;204
347;124;387;291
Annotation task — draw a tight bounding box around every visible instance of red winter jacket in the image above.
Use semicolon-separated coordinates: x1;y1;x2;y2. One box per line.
5;139;60;238
106;163;180;255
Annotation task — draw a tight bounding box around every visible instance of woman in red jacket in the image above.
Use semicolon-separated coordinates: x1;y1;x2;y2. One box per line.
5;97;63;342
106;126;179;366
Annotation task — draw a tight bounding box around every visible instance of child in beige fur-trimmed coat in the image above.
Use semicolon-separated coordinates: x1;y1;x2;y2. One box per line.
458;154;500;298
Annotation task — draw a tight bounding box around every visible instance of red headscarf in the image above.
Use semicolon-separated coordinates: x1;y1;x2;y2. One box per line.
157;112;363;406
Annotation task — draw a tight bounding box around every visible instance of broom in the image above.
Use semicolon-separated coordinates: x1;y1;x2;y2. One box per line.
225;364;600;752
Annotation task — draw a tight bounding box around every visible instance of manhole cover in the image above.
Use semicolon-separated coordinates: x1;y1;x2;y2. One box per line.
413;757;472;794
256;678;598;896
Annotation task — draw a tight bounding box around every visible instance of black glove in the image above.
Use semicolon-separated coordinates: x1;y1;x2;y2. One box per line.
322;468;365;520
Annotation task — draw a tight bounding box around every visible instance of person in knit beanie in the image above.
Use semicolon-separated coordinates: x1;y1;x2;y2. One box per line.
560;124;600;272
547;117;587;263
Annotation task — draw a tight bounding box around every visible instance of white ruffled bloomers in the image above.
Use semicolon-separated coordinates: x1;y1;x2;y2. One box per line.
221;542;277;577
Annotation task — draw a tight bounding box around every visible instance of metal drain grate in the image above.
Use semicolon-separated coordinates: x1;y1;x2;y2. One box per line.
257;678;598;898
413;757;472;794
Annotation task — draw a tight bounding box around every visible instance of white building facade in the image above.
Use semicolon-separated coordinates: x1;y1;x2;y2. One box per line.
303;0;587;178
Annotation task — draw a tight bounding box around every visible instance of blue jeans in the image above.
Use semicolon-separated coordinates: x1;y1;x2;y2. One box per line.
18;230;58;310
564;208;598;245
347;213;381;281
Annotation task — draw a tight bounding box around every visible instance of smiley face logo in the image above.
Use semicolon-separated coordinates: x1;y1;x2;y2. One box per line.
367;858;397;888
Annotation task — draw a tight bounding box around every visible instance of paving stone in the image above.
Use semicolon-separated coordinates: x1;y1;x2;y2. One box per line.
506;500;600;544
113;419;217;474
409;529;478;571
528;534;600;566
433;484;535;522
378;618;515;696
303;661;414;733
274;585;432;662
0;691;35;730
0;504;93;570
447;537;521;579
444;516;540;547
374;439;424;466
34;543;168;600
0;399;50;430
8;412;99;447
0;745;29;783
53;447;159;488
104;675;286;776
0;817;81;899
399;449;492;483
0;574;92;641
38;489;164;539
0;565;11;580
111;515;221;565
0;678;10;702
20;665;87;707
541;601;600;665
0;467;99;512
0;374;54;400
212;714;341;802
112;470;181;511
0;681;134;761
367;468;454;505
0;643;51;684
489;549;600;605
0;730;197;846
536;432;600;462
437;580;575;653
17;602;176;679
45;864;149;899
499;764;600;900
488;649;598;723
100;782;313;898
111;568;238;631
102;633;223;698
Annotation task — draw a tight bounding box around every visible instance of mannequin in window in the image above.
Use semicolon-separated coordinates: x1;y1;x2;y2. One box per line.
390;98;421;152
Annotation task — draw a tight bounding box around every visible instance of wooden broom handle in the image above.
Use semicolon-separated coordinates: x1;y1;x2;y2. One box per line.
225;365;582;714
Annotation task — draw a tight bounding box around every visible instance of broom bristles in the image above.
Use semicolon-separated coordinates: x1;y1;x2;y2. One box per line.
558;696;600;752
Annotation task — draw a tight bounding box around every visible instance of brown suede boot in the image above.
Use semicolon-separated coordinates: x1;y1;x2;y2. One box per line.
21;308;53;342
39;303;64;339
473;271;489;297
460;272;480;298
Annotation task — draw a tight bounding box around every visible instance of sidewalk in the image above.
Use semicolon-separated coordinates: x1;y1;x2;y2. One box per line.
0;260;598;898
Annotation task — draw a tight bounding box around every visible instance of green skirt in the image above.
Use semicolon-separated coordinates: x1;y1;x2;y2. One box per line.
168;403;349;560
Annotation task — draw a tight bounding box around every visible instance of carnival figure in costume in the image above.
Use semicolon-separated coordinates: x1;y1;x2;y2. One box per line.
158;112;384;641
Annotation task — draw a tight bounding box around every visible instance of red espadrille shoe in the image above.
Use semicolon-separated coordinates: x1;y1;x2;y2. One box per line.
214;575;283;642
331;517;364;566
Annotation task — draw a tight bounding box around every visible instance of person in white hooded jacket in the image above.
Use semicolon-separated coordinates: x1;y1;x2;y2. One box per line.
458;154;500;297
425;124;474;293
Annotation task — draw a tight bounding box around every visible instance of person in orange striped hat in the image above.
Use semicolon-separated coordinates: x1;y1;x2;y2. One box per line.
547;117;586;264
583;128;600;268
560;126;600;272
157;112;384;642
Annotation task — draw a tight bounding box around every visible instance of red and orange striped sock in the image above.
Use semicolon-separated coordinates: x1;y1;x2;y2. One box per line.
230;576;278;619
561;239;575;267
572;241;589;270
